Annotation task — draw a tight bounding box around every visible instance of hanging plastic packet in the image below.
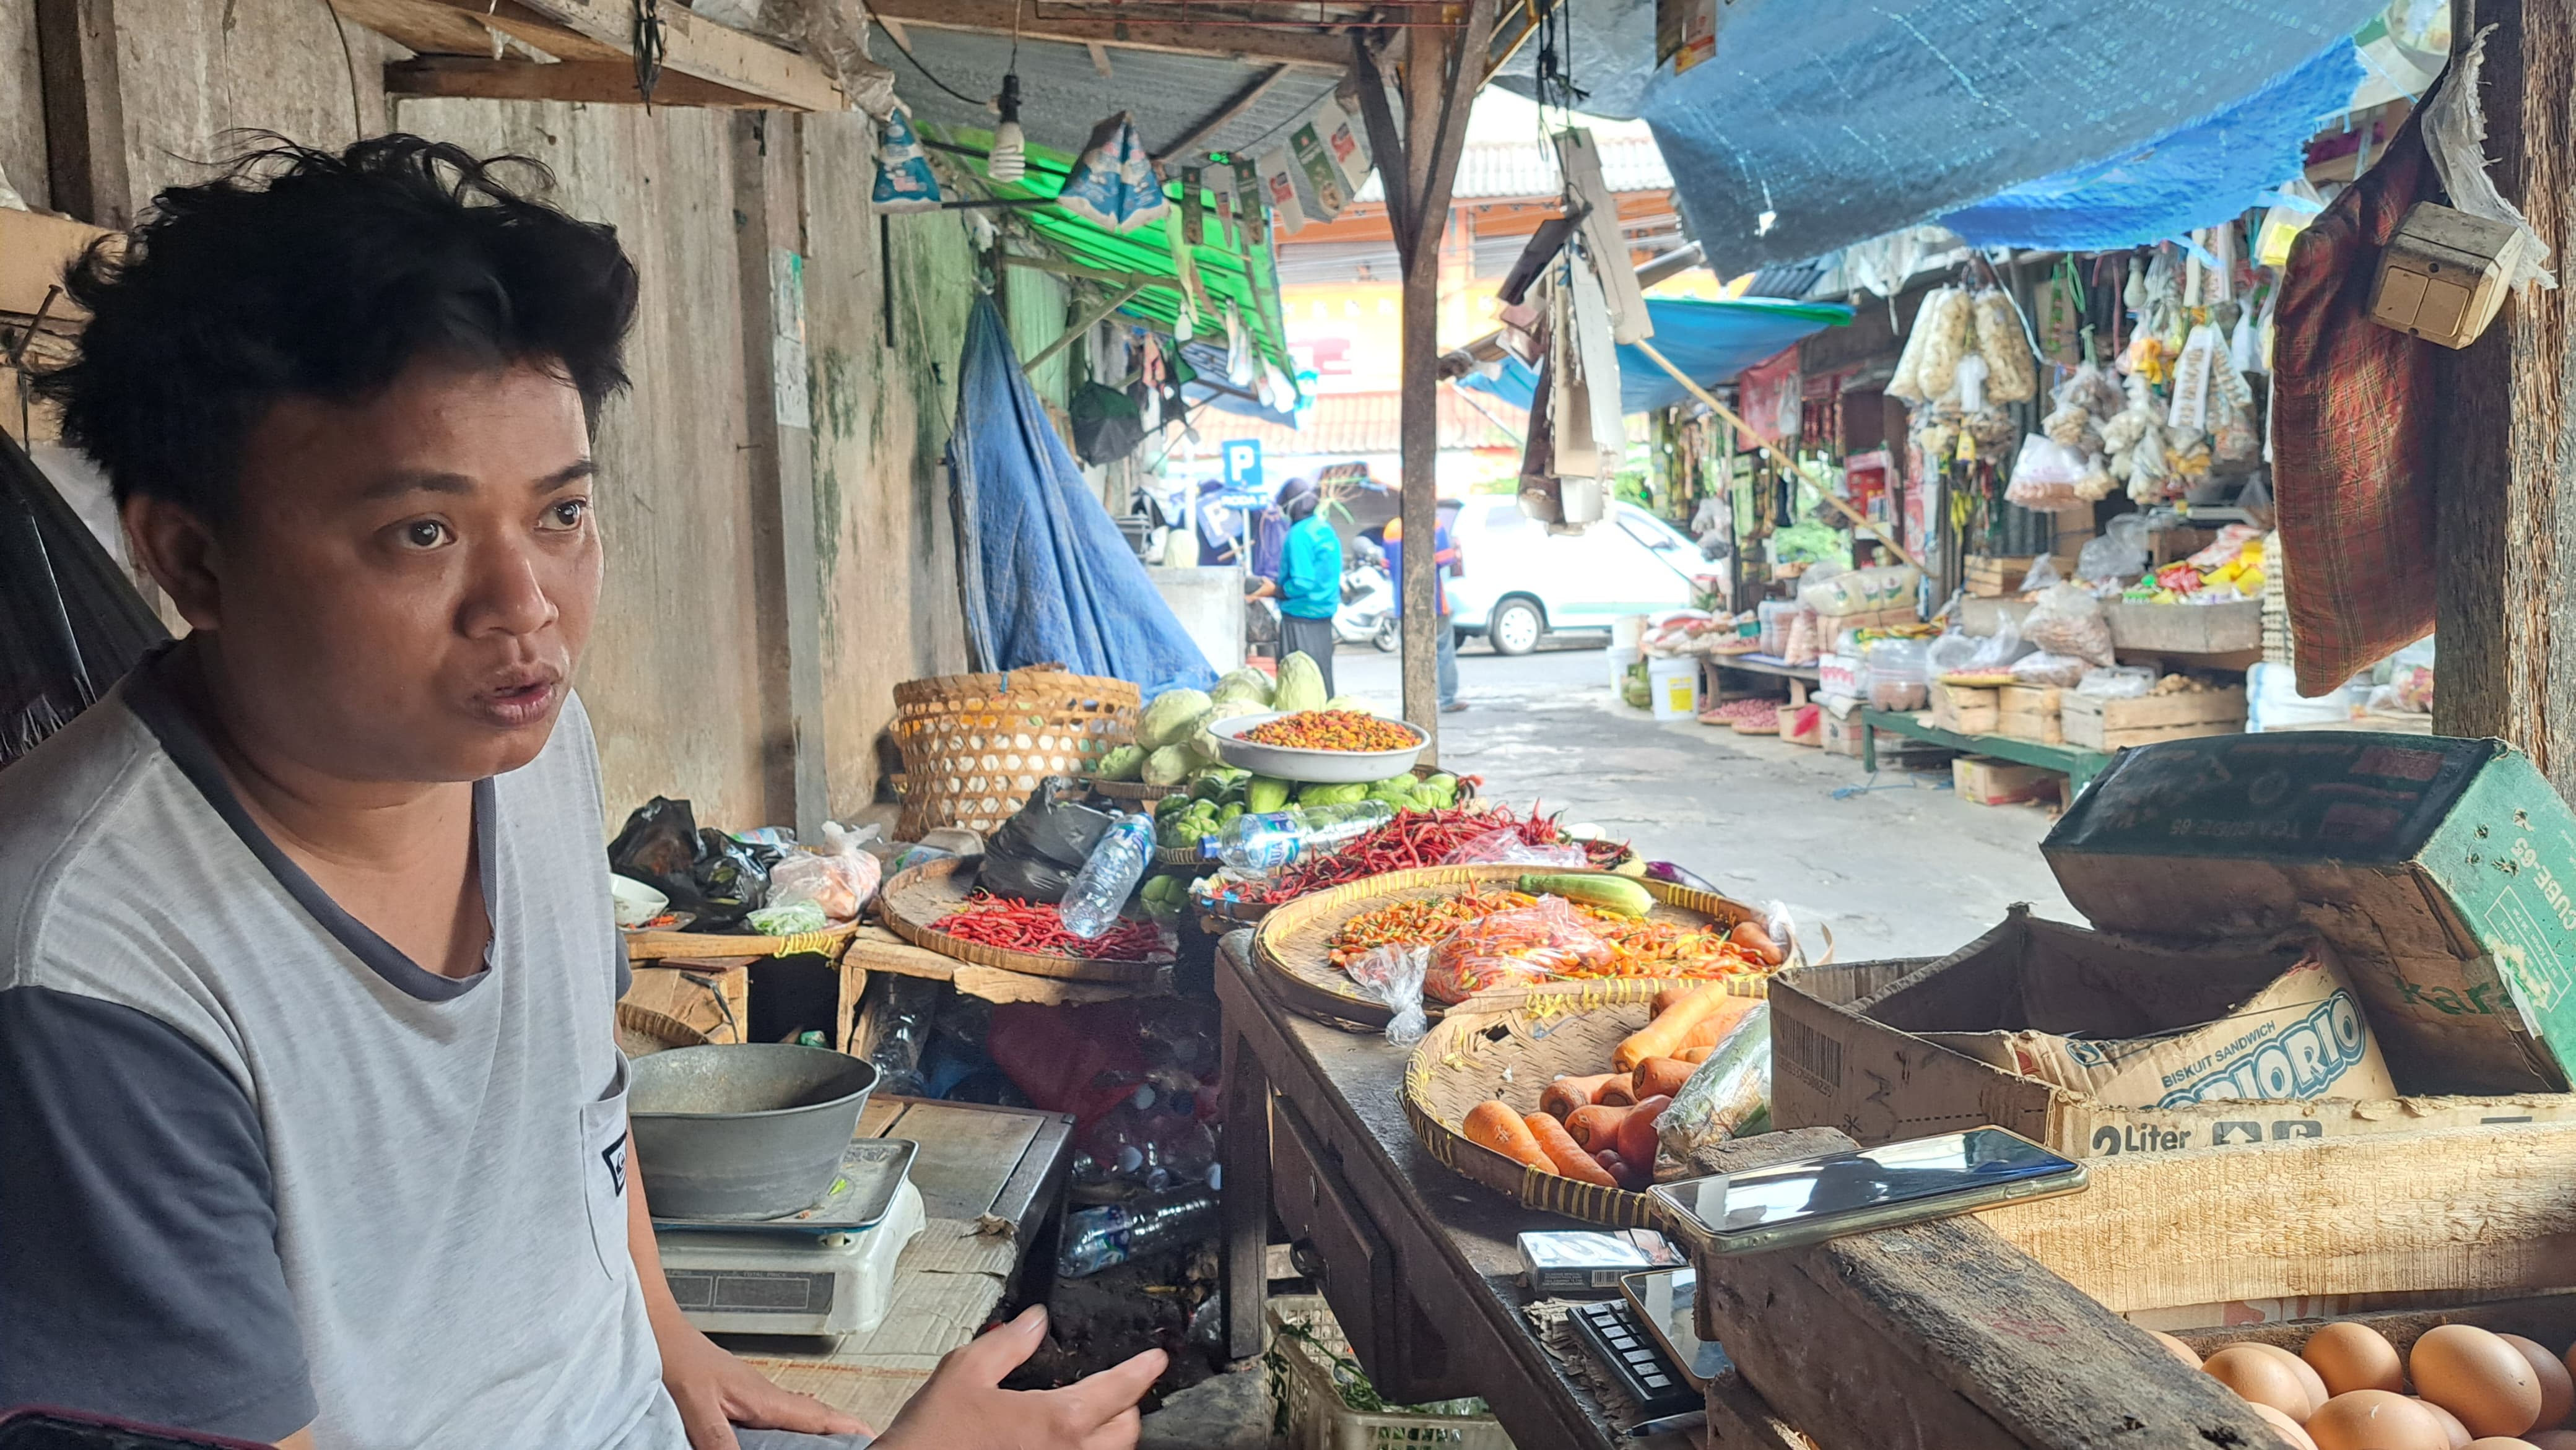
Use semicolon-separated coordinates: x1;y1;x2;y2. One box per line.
1440;826;1586;869
1346;944;1430;1046
1425;897;1613;1005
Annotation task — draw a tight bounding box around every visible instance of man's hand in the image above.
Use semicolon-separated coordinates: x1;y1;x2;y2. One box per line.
874;1305;1165;1450
660;1316;872;1450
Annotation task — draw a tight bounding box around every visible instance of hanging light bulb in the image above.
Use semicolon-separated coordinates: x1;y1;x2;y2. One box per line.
989;72;1026;184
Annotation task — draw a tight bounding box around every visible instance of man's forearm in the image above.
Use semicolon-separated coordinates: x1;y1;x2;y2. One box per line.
623;1131;693;1336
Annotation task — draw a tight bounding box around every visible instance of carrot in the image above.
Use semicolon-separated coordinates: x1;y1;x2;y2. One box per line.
1524;1112;1618;1187
1632;1057;1695;1101
1617;1093;1671;1171
1652;985;1695;1018
1731;919;1785;966
1595;1072;1639;1106
1541;1073;1621;1121
1676;1044;1716;1065
1594;1148;1647;1191
1464;1100;1552;1170
1679;995;1764;1050
1564;1103;1637;1150
1617;985;1742;1070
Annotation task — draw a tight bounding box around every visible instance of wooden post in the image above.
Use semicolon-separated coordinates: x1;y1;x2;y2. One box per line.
32;0;130;227
1388;4;1491;745
2433;0;2576;789
731;113;831;836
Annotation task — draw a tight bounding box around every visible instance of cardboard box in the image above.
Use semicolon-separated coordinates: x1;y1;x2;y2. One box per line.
0;208;108;324
1819;708;1899;758
2104;600;2263;657
1907;938;2398;1108
2059;685;2245;751
1952;758;2059;807
1928;681;1999;736
2048;731;2576;1096
1769;913;2576;1159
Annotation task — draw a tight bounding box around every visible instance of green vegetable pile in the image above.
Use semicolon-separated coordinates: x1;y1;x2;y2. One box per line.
1150;765;1459;852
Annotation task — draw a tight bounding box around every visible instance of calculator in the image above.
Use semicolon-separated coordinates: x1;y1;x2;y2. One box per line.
1567;1296;1702;1417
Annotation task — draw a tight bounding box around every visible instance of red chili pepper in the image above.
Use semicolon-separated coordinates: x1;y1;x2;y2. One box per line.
931;893;1167;962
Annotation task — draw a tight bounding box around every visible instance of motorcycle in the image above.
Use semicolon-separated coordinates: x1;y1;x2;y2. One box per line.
1334;562;1398;653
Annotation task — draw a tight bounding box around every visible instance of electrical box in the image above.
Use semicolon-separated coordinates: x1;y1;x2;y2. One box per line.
2369;201;2531;349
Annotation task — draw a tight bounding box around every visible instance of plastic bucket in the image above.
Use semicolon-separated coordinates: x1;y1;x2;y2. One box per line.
1612;613;1651;653
1648;655;1699;721
1606;645;1640;693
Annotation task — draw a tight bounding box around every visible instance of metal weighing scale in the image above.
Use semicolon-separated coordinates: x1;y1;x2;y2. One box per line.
653;1136;925;1339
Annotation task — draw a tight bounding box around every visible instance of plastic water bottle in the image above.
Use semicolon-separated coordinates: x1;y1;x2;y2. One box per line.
1203;801;1394;874
1058;814;1155;938
1056;1186;1222;1278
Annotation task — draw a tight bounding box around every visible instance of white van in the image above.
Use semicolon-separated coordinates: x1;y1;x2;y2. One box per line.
1445;497;1713;655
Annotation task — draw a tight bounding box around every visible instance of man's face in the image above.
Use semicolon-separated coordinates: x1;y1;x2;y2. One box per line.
179;359;601;783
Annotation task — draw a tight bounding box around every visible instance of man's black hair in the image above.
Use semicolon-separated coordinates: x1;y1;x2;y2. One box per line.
32;133;639;518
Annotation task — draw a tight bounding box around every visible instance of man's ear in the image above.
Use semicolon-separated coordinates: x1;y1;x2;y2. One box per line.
123;494;224;632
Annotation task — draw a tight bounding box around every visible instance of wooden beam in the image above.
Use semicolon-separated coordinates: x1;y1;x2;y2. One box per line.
1347;32;1412;258
2432;0;2576;786
33;0;129;228
510;0;847;110
1154;65;1290;164
329;0;626;63
385;57;774;106
864;0;1352;71
1000;254;1164;292
1027;282;1145;372
1086;41;1113;77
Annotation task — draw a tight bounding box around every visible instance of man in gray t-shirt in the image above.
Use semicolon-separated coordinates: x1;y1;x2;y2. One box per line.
0;136;1159;1450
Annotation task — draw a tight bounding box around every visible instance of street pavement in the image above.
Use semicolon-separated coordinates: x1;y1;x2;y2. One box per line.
1331;637;2078;962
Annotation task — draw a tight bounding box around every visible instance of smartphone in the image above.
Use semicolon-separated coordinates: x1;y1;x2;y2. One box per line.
1645;1126;2087;1256
1619;1267;1732;1390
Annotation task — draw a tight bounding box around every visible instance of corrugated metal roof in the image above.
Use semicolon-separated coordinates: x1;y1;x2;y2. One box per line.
1198;389;1526;456
1351;134;1671;203
872;25;1342;163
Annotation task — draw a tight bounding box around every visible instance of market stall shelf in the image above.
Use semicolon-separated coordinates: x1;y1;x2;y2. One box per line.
1856;706;2117;798
877;857;1167;984
1251;864;1762;1032
1402;977;1769;1228
624;919;863;963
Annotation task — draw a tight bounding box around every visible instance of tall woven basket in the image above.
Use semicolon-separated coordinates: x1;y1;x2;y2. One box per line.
892;666;1140;838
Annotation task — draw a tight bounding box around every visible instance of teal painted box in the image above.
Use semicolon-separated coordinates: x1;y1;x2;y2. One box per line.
2046;732;2576;1097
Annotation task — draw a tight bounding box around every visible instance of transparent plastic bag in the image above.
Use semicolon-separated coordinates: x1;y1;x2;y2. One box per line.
1925;628;1980;677
1346;944;1430;1045
2076;666;2156;700
2006;436;2089;510
2010;651;2092;687
2022;583;2115;667
1967;616;2034;672
1425;897;1616;1005
759;822;884;926
1440;826;1586;868
2078;513;2151;584
2019;555;2063;594
1799;563;1921;617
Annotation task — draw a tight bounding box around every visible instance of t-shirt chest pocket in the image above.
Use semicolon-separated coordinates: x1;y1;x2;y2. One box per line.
579;1054;633;1280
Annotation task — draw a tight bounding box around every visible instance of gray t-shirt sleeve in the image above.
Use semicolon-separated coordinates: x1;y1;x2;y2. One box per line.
0;984;316;1441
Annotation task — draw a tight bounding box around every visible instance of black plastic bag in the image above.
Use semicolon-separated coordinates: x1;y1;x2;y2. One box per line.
690;828;772;930
2;432;168;766
978;850;1077;904
607;796;703;906
987;777;1112;869
1069;381;1145;466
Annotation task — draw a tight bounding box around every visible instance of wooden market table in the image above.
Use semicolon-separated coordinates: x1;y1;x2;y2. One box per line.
1214;934;1795;1449
1702;652;1824;706
1856;706;2118;797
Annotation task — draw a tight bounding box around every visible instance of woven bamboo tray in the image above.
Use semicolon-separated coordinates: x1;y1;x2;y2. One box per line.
1402;976;1770;1226
624;919;861;962
877;856;1168;983
1250;864;1764;1032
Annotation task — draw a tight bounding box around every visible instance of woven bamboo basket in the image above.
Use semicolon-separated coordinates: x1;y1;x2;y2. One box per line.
892;666;1141;839
877;856;1168;984
1087;778;1181;802
623;919;861;962
1402;976;1770;1226
1250;864;1764;1032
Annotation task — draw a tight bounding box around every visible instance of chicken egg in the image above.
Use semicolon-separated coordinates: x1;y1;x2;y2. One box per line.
2307;1391;2450;1450
2417;1400;2473;1449
2212;1344;2325;1422
2528;1433;2576;1450
2499;1335;2575;1431
2252;1400;2322;1450
2416;1326;2545;1439
2461;1439;2544;1450
2308;1323;2409;1397
2246;1342;2333;1415
2150;1329;2203;1370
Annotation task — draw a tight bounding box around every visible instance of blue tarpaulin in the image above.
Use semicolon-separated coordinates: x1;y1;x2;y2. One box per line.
1460;295;1853;416
1640;0;2385;273
946;297;1216;698
1939;42;2364;250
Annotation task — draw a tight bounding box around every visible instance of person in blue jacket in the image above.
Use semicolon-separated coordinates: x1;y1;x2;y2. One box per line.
1247;477;1341;695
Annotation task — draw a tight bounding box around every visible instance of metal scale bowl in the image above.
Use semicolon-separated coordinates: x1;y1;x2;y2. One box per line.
632;1044;927;1339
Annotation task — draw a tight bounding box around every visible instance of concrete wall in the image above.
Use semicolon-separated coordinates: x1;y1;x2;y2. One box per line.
2;0;1006;833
